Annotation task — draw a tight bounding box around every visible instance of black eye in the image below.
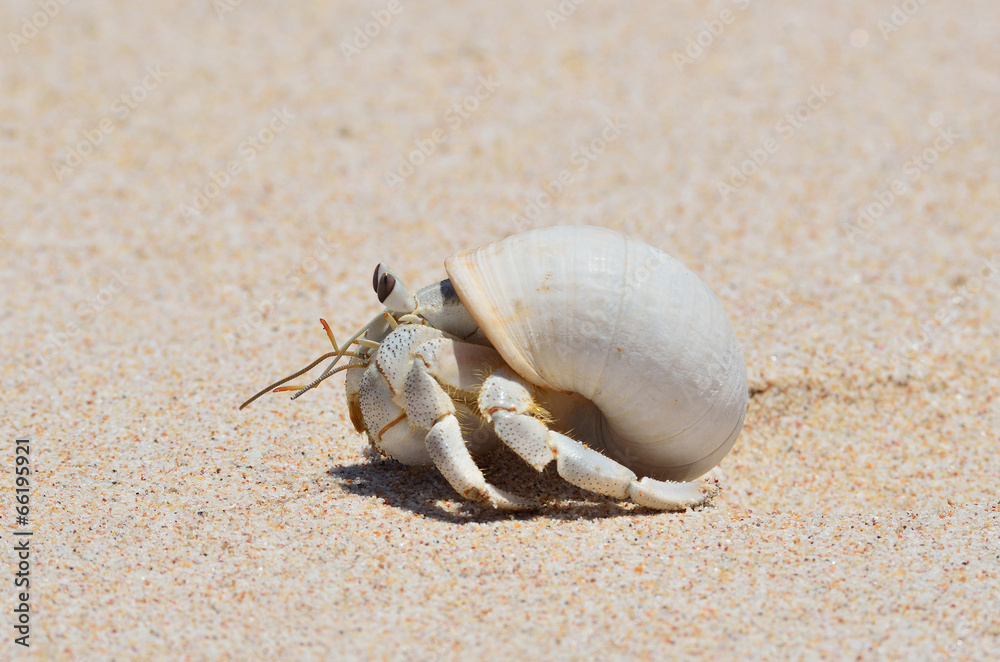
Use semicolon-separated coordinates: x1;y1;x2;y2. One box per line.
375;272;396;304
372;265;382;294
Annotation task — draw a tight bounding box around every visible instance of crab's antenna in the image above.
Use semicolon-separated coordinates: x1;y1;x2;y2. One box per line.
271;362;365;392
322;311;396;381
238;350;344;410
320;318;338;351
285;312;393;401
318;312;389;378
239;312;395;410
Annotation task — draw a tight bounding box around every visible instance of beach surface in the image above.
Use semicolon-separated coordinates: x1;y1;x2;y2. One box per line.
2;1;999;659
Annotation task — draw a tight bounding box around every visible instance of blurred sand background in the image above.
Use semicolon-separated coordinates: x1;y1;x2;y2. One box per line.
2;0;999;659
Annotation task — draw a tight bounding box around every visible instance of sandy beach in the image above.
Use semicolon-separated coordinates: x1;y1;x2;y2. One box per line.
2;0;999;659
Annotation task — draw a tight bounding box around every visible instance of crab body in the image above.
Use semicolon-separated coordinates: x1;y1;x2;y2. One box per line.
345;280;502;466
331;226;748;510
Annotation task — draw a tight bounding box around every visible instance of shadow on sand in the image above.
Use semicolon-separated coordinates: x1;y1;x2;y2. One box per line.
323;445;659;524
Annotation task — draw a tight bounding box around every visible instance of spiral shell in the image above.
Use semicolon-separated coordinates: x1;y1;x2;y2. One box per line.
445;225;747;482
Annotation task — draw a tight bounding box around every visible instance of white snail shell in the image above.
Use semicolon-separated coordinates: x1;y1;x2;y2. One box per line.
445;225;747;482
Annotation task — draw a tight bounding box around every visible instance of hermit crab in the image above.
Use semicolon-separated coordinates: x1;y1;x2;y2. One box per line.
241;225;748;510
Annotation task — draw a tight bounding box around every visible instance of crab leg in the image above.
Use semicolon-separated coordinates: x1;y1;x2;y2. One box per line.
479;367;718;510
402;358;537;510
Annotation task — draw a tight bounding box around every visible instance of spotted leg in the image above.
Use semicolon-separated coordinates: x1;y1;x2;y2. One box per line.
478;367;719;510
402;356;537;510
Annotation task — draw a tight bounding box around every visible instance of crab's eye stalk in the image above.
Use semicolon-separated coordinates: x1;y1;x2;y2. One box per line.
372;263;417;313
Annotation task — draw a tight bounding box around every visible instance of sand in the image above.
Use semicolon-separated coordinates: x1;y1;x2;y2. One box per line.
3;0;999;659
